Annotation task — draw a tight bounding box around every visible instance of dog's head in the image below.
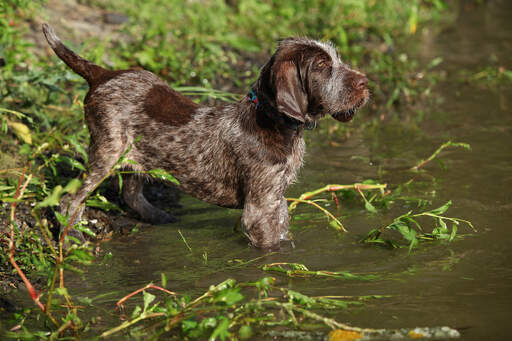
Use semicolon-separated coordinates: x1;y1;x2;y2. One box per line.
256;38;369;125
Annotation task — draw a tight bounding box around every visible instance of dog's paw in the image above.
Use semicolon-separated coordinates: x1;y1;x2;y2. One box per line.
149;210;177;225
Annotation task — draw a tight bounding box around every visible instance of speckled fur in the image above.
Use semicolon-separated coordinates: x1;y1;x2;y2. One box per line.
42;24;369;248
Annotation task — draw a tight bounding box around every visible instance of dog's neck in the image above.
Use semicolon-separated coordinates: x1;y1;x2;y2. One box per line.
247;87;314;132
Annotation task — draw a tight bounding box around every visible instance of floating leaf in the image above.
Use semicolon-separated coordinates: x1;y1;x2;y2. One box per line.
428;201;452;215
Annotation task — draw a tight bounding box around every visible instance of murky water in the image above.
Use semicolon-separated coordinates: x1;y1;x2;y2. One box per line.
5;1;512;339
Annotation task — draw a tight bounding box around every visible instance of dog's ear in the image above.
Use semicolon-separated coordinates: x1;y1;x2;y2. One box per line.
272;60;308;123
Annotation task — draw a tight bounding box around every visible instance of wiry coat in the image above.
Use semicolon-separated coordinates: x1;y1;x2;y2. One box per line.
42;24;369;248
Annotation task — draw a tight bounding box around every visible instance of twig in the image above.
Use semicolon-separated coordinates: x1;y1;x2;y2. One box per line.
287;183;386;211
410;141;470;171
100;312;165;338
178;229;192;252
8;172;46;312
116;283;176;309
285;198;347;232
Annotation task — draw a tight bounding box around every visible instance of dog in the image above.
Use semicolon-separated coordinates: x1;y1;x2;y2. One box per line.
42;23;369;249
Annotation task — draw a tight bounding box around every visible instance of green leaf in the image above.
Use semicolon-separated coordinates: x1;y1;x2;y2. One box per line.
287;290;315;306
63;178;82;194
143;290;156;312
131;305;142;319
449;224;458;242
182;319;198;332
214;288;244;305
364;200;377;214
161;273;167;288
65;135;88;162
428;201;452;215
200;317;217;330
55;212;68;226
329;219;343;231
74;224;96;238
37;179;81;208
60;156;86;172
209;278;236;292
147;168;180;185
86;195;122;212
36;185;63;208
209;317;230;341
55;287;69;298
239;325;253;340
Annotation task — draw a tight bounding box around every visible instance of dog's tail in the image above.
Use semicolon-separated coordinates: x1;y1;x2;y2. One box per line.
42;23;106;85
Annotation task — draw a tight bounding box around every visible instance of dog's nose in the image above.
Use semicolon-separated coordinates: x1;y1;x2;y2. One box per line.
356;75;368;90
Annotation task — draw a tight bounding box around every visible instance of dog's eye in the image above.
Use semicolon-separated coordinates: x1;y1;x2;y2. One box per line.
316;60;326;68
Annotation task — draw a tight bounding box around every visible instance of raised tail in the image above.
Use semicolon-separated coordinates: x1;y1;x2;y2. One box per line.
42;23;106;85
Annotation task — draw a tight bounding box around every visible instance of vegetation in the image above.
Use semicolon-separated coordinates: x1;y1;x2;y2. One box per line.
0;0;486;339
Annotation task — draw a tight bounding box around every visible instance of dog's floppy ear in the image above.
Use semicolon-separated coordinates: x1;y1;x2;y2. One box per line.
272;60;308;123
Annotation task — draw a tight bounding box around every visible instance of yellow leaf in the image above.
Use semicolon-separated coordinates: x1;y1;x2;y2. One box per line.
6;119;32;144
329;329;363;341
409;330;425;338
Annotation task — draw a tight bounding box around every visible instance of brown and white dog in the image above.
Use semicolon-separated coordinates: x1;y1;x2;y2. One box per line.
42;24;369;249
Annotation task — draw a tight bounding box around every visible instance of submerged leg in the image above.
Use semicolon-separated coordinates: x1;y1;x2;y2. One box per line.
122;175;176;224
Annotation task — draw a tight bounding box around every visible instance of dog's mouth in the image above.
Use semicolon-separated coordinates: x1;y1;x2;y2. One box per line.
331;107;357;122
331;95;368;122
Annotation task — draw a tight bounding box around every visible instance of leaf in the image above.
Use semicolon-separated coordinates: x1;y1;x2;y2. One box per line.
6;119;32;144
131;305;142;319
287;290;315;306
74;224;96;238
427;57;443;69
86;196;122;212
143;290;156;312
55;287;70;298
200;317;217;330
364;200;377;214
55;212;68;226
428;201;452;215
214;288;244;305
147;168;180;185
36;185;63;208
210;278;236;292
182;319;198;332
238;325;253;340
117;173;123;192
65;135;88;162
449;224;458;242
329;219;343;231
209;317;230;341
395;222;417;243
63;178;82;194
161;273;167;288
60;156;86;172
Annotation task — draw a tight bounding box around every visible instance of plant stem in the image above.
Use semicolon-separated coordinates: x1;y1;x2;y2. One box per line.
286;198;347;232
287;183;386;212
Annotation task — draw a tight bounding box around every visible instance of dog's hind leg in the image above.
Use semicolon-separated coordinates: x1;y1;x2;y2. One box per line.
60;142;122;241
122;175;176;224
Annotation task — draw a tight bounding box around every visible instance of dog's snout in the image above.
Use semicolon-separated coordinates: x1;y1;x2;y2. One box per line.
355;75;368;90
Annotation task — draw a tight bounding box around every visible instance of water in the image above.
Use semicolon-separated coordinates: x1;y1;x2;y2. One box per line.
5;1;512;339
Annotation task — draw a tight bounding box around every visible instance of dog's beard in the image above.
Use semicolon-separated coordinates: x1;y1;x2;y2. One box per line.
331;96;368;122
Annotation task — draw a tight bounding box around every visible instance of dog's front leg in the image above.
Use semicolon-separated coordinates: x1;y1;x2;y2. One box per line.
242;194;283;249
278;197;291;241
